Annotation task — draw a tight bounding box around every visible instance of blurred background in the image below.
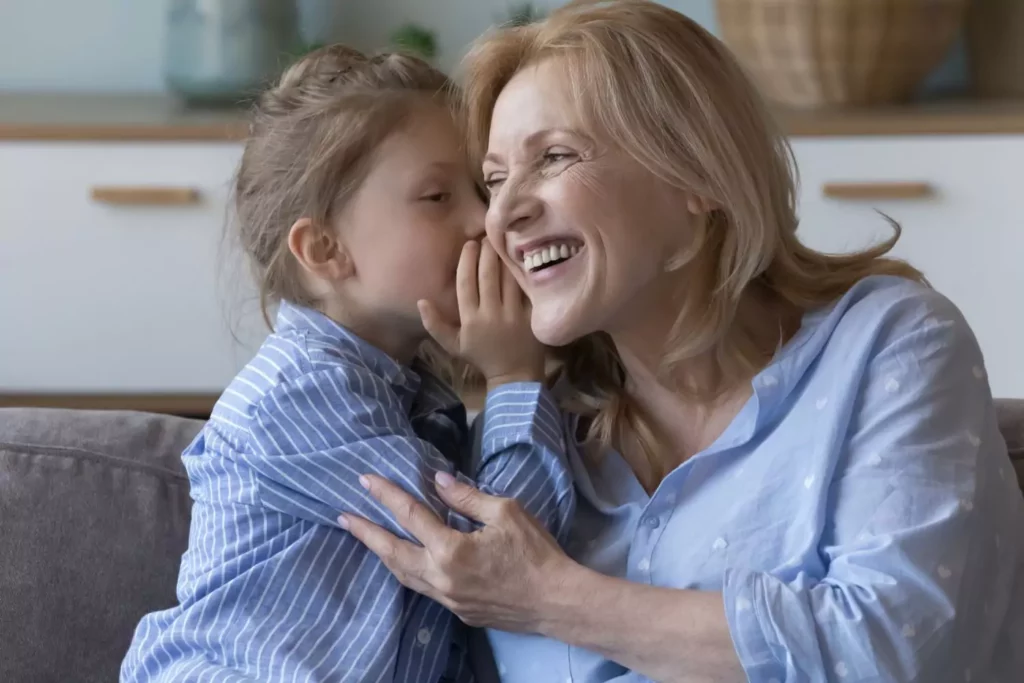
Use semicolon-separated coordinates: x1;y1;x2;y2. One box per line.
1;0;1022;416
0;0;969;94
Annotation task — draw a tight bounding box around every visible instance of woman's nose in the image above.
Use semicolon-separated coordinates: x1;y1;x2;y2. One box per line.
490;183;542;235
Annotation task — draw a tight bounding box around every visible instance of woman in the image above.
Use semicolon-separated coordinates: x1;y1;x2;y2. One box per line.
341;1;1024;681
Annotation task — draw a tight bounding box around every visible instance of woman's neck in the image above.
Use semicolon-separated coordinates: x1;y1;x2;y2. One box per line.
607;282;801;489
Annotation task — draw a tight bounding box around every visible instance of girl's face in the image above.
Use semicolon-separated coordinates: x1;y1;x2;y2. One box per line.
338;102;486;346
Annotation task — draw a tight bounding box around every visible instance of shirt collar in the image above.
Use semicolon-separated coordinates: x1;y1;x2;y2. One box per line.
748;288;862;429
275;301;462;417
410;358;464;419
275;301;410;384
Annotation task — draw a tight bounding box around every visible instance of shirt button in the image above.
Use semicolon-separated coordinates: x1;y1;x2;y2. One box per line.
644;516;661;529
417;628;432;645
637;557;651;572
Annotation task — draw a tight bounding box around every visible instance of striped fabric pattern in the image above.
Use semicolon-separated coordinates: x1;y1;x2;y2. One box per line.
121;302;574;683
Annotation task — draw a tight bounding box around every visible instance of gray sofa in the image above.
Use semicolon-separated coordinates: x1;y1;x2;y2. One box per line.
2;403;1023;683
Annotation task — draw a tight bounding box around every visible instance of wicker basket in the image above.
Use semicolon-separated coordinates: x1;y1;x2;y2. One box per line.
967;0;1024;98
715;0;970;108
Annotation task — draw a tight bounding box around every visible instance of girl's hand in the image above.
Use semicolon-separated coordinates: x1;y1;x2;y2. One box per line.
419;240;545;389
341;472;578;632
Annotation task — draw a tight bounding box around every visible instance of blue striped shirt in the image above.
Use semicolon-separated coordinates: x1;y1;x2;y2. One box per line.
121;301;575;683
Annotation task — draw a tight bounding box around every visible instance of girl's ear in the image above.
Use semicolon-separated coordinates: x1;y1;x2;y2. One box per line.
287;217;354;282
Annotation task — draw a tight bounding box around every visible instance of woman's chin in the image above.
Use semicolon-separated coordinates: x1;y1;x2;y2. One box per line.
531;306;589;347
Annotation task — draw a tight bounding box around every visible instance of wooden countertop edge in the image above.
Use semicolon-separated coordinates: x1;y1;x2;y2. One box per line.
781;113;1024;137
3;108;1024;141
0;123;249;142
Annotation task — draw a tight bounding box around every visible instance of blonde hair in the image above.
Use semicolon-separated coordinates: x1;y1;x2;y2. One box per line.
235;44;454;327
233;44;473;386
462;0;923;480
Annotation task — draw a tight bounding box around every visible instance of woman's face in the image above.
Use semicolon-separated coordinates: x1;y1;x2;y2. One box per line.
482;60;699;346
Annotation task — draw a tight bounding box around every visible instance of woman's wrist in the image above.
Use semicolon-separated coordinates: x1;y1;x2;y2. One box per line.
531;559;609;640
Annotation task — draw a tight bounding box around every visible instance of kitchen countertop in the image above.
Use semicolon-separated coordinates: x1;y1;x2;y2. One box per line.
0;93;250;141
2;93;1024;141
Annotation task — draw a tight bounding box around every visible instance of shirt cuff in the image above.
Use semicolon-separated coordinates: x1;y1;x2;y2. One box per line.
723;567;785;681
478;382;563;459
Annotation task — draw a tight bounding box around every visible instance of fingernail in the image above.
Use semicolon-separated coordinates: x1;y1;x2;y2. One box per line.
435;471;456;488
337;514;350;530
359;475;371;490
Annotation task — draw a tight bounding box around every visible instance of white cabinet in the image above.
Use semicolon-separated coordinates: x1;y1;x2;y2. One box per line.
1;135;1021;402
791;136;1024;398
0;142;267;393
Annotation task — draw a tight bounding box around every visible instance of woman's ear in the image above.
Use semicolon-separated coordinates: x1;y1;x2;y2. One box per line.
685;194;716;216
287;217;354;282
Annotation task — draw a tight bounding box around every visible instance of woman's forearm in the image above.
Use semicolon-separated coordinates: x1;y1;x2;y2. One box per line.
537;564;746;683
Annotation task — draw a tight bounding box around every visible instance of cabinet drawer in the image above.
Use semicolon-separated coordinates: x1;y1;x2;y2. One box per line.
791;136;1024;398
0;142;267;392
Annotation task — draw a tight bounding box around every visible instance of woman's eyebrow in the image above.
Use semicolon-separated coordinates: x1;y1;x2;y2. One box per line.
483;127;581;165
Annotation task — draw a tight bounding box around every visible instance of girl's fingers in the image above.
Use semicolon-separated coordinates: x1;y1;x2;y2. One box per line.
418;300;460;355
478;240;501;309
456;241;481;315
502;259;523;315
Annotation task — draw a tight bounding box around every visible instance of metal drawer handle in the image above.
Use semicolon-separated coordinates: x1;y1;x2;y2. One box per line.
91;186;201;206
822;182;934;200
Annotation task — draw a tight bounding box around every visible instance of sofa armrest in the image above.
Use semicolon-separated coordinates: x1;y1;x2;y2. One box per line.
0;409;201;683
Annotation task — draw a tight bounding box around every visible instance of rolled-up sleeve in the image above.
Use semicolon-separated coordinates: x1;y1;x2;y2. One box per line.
724;298;1021;682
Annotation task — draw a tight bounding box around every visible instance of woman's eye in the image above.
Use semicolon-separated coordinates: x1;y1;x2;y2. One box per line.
482;177;505;192
422;192;450;203
543;151;575;164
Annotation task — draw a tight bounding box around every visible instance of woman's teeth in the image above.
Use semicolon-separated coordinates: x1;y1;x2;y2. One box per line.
523;242;580;272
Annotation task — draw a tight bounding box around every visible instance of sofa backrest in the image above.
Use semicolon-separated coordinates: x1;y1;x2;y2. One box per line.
0;402;1022;682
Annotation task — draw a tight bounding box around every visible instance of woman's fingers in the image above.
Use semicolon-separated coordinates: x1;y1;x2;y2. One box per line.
478;240;501;308
435;473;513;526
360;474;452;547
340;514;433;594
456;241;481;314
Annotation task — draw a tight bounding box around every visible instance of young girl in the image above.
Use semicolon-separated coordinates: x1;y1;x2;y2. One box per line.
121;46;574;683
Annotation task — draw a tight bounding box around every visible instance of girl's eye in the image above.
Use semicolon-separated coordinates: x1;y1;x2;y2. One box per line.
423;192;450;203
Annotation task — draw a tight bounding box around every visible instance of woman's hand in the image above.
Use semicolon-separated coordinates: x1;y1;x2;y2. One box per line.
343;473;743;683
418;239;545;390
340;471;576;632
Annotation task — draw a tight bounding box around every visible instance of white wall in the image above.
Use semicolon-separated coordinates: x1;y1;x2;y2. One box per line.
343;0;717;73
0;0;354;91
0;0;716;91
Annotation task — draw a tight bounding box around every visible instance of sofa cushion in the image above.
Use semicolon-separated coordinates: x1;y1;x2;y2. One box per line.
995;399;1024;489
0;409;201;683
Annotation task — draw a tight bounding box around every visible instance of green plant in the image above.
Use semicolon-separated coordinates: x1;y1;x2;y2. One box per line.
504;2;544;27
390;23;438;61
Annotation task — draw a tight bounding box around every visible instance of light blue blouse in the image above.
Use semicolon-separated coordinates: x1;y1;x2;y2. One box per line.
485;275;1024;682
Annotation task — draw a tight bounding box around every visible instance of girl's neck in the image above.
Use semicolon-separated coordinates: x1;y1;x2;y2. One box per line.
321;299;422;365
